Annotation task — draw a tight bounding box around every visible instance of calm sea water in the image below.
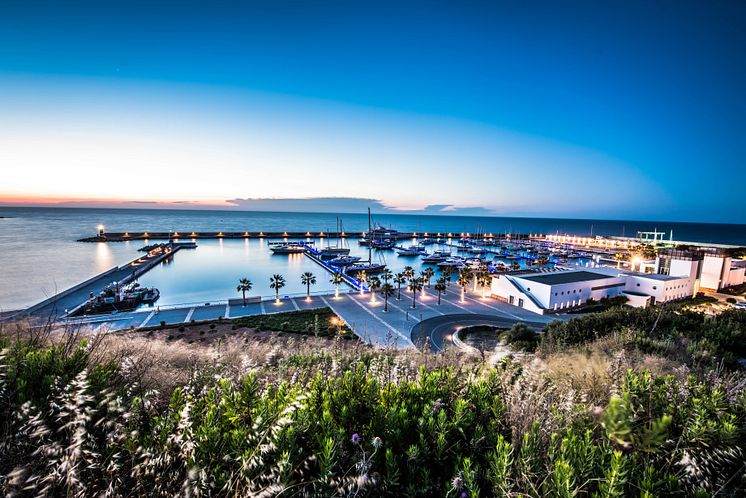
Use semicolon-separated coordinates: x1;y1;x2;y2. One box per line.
1;206;744;310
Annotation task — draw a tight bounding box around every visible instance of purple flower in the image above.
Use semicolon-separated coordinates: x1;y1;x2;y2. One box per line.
461;492;467;498
351;433;361;444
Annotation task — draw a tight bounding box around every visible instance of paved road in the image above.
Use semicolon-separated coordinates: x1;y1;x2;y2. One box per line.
410;313;548;352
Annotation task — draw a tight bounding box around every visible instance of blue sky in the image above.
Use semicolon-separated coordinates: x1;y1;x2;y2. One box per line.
1;1;745;223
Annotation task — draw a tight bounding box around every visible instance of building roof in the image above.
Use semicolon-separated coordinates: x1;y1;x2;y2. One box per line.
627;272;680;281
519;271;616;286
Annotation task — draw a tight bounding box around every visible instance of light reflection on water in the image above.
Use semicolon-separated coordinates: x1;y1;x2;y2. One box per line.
135;237;595;306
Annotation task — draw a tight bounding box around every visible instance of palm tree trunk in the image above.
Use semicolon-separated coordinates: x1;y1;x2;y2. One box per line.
384;293;388;312
242;290;246;306
306;283;310;298
438;291;441;305
397;284;401;300
412;290;416;309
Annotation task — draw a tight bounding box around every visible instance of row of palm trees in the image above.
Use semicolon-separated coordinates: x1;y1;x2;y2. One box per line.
236;264;494;307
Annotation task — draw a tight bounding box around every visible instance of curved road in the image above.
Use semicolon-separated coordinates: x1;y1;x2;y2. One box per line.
410;313;548;352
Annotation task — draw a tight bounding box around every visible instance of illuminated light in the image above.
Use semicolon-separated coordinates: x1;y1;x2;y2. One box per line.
413;232;417;237
123;232;129;237
448;233;452;237
283;232;289;236
143;232;149;237
173;232;179;237
424;232;428;237
305;297;312;303
306;231;311;236
341;232;346;236
259;232;265;237
191;232;197;236
319;232;324;237
218;232;224;237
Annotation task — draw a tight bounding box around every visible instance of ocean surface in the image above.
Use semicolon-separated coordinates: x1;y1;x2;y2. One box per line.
1;206;745;310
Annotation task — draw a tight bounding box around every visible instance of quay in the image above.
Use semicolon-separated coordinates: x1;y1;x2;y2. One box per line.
78;230;539;242
10;242;192;322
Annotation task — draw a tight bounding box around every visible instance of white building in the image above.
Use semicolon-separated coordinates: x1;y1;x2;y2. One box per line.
655;248;745;292
491;268;694;315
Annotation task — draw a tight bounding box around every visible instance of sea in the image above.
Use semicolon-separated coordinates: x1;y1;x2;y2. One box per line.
1;206;745;311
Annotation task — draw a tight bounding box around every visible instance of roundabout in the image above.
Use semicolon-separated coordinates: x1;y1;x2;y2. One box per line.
410;313;548;352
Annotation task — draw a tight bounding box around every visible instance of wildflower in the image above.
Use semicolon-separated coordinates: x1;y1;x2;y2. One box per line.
351;433;361;444
372;436;383;449
451;475;463;491
461;492;468;498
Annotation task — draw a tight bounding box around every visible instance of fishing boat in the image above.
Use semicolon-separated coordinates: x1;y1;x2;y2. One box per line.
72;282;160;316
269;242;307;254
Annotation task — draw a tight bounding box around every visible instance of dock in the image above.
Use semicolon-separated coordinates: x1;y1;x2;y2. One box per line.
10;242;192;322
78;230;538;242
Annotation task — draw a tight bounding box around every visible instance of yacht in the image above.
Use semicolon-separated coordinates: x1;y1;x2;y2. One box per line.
437;257;466;269
421;250;451;264
346;208;388;275
320;217;351;258
328;255;361;266
270;242;307;254
396;245;426;256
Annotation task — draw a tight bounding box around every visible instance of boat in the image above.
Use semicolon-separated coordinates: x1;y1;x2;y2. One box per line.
346;208;387;276
72;282;160;316
469;247;489;255
396;245;426;256
270;242;307;254
421;250;451;263
372;239;395;250
319;217;351;258
328;255;362;266
419;238;437;245
437;257;466;269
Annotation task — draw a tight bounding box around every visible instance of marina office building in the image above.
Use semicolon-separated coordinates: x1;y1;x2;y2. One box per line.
491;248;745;314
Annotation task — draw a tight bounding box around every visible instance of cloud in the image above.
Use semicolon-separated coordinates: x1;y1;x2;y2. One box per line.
3;195;500;217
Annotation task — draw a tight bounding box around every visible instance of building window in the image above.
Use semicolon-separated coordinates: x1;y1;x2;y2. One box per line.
653;286;657;290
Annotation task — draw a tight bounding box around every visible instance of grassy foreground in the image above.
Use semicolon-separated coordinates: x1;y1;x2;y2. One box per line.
1;307;745;497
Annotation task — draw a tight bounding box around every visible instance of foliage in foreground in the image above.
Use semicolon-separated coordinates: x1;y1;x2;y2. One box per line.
541;306;746;365
1;328;745;497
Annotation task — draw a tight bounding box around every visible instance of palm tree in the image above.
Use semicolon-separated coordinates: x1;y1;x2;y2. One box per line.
537;255;550;267
442;266;453;286
270;274;286;302
381;282;394;311
301;271;316;299
394;272;406;300
381;268;393;286
422;267;435;288
434;276;447;305
457;268;472;301
236;277;253;306
403;266;415;279
330;272;344;298
477;270;492;298
510;261;521;271
368;275;381;302
358;270;367;294
409;276;423;309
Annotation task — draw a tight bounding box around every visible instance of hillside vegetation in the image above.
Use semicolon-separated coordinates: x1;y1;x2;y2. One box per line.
1;307;745;497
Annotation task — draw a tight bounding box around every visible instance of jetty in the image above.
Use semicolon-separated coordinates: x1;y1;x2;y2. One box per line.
10;242;193;321
78;230;539;242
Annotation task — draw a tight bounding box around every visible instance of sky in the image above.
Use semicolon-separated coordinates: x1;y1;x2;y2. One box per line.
1;0;745;223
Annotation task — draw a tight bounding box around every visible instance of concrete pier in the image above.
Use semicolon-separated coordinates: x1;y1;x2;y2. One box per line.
10;242;191;322
78;231;538;242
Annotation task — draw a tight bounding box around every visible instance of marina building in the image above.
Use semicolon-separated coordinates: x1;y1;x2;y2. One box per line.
491;267;696;315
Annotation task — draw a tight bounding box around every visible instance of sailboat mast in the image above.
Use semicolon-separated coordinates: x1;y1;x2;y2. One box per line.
368;208;372;263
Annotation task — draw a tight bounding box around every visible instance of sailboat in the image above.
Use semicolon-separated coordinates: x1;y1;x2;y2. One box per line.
346;208;387;275
319;217;351;259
